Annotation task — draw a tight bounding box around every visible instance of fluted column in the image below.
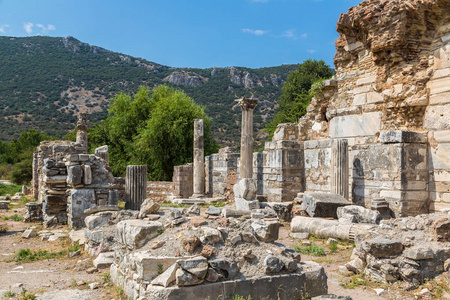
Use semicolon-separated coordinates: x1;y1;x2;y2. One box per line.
236;97;258;179
331;139;349;199
192;119;205;198
125;165;147;210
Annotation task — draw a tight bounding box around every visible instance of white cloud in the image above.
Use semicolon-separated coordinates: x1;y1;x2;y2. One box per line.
0;24;9;34
23;22;33;34
307;49;317;53
241;28;267;36
281;30;307;40
36;23;56;33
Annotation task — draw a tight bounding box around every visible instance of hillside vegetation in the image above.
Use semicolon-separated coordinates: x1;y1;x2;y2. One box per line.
0;35;297;147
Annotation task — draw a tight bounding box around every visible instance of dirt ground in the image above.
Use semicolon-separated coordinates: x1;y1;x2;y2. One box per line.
0;204;448;300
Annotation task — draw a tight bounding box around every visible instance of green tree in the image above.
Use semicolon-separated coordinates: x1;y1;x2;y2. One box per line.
90;85;220;180
266;59;334;137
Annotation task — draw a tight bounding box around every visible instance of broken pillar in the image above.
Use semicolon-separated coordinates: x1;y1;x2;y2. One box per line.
95;145;109;165
234;97;259;210
76;112;88;147
331;139;349;200
32;152;39;200
192;119;205;198
125;165;148;210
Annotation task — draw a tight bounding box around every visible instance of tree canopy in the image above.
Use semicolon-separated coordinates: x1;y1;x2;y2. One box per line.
89;85;220;180
265;59;334;137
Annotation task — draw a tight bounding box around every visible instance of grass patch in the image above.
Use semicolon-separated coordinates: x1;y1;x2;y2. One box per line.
293;243;326;256
0;182;22;196
422;277;450;300
340;273;373;289
13;241;81;263
3;288;16;297
19;287;36;300
4;214;23;221
161;200;186;208
117;200;126;209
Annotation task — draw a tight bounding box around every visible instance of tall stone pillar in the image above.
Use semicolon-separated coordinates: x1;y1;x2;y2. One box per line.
237;97;259;179
234;97;259;210
331;139;349;199
192;119;205;198
32;152;39;200
125;165;147;210
76;112;88;148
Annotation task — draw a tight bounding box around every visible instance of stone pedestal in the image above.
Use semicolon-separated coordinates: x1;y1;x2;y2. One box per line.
192;119;205;198
76;112;88;147
331;139;349;200
125;165;148;210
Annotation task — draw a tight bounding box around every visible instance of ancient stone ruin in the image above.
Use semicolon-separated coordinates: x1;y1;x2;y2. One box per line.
25;0;450;299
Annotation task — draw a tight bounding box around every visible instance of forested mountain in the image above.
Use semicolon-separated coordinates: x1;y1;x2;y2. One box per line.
0;35;297;146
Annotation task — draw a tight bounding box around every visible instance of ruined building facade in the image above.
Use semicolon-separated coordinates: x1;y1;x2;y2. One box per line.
204;0;450;217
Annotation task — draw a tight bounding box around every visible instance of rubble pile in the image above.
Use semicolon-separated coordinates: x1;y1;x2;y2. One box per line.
82;202;328;299
344;212;450;285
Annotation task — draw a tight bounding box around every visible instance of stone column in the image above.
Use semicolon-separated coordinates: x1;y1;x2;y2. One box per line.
331;139;349;199
76;112;88;148
32;152;39;200
234;97;259;210
236;97;259;179
192;119;205;198
125;165;147;210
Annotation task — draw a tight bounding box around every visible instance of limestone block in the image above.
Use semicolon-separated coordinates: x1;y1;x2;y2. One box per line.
337;205;381;224
403;246;434;260
233;178;257;200
429;91;450;105
353;93;366;105
115;220;163;249
356;75;377;86
433;130;450;142
251;220;280;242
428;77;450;95
108;189;119;206
235;198;259;210
177;256;208;279
301;192;351;218
361;238;403;258
175;269;204;286
151;263;178;287
378;131;427;144
85;212;112;230
138;199;160;219
430;143;450;170
69;189;95;226
83;165;92;185
266;202;293;221
329;112;381;138
67;165;82;186
93;251;115;269
424;103;450;130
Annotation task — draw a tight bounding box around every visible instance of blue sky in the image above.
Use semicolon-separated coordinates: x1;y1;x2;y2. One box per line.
0;0;361;69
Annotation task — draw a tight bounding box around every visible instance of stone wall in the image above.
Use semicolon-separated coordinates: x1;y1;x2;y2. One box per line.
146;181;174;202
205;148;240;200
287;0;450;214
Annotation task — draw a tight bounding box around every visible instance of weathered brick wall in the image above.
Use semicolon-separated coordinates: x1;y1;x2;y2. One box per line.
146;181;174;202
205;149;240;200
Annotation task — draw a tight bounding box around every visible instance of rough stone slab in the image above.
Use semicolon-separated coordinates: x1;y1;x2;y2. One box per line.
84;205;121;215
151;263;178;287
115;220;163;249
145;261;327;300
235;198;259;210
85;213;112;230
361;238;403;258
378;131;427;144
132;253;195;280
301;192;351;218
93;251;115;269
221;208;251;218
329;112;381;138
403;246;434;260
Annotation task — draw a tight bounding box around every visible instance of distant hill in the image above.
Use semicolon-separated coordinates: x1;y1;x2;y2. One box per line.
0;35;298;147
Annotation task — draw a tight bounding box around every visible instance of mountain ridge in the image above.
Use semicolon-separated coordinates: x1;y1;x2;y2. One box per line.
0;35;298;146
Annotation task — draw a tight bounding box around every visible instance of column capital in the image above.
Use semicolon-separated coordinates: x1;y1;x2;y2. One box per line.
235;97;259;111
